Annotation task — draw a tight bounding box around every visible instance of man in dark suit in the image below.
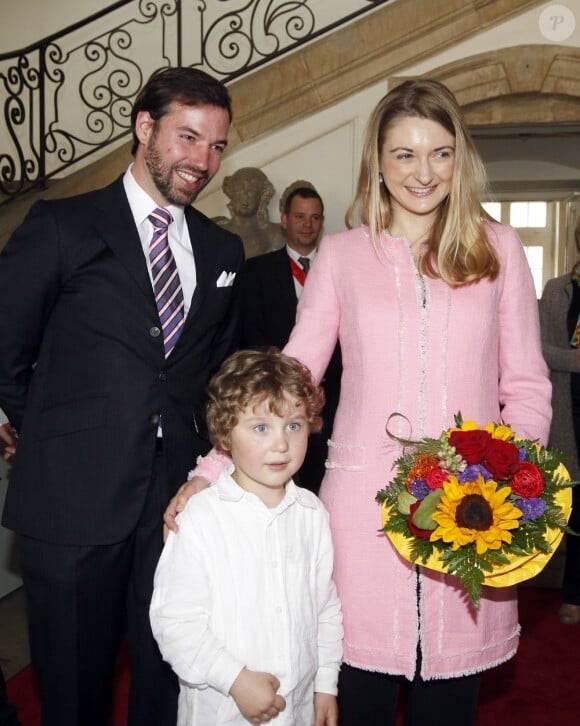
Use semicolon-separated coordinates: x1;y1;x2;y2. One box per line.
238;186;341;493
0;67;244;726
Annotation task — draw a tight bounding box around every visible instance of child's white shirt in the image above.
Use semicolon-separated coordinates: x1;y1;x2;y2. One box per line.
150;466;343;726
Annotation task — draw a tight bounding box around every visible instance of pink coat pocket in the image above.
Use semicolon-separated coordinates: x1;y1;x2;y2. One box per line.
325;439;366;472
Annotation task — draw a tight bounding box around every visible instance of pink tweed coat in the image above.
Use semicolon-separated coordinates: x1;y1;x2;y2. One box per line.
284;221;552;679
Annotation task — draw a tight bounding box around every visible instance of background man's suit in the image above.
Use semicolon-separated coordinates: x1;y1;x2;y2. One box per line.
238;247;341;493
0;176;244;724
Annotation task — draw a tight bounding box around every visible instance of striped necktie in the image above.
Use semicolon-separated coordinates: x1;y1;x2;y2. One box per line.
298;256;311;274
148;207;185;357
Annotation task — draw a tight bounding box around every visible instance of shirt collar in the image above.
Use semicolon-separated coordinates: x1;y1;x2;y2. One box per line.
123;165;185;237
286;246;316;265
216;464;317;511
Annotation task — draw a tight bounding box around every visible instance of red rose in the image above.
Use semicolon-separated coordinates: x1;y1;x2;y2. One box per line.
448;429;491;464
425;466;449;490
407;501;432;540
510;462;545;498
482;438;520;480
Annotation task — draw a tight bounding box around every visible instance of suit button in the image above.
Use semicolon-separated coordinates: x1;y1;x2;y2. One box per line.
150;414;161;425
150;326;161;338
158;371;167;381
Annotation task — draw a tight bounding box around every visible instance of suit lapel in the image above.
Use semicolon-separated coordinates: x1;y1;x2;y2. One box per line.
91;187;231;350
182;205;209;327
273;248;299;315
92;177;156;304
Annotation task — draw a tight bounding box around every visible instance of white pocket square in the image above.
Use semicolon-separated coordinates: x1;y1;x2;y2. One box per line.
216;271;236;287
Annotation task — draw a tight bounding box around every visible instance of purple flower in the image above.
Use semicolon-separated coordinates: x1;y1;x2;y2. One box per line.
458;464;493;482
410;479;430;499
515;497;547;521
518;447;527;462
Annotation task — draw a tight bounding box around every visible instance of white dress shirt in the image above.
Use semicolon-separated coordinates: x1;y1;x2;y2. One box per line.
150;467;343;726
123;167;196;316
0;409;7;427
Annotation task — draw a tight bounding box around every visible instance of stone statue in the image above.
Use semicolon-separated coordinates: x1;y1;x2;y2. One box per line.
214;167;284;258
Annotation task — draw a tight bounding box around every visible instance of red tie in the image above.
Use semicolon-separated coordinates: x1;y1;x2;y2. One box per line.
290;257;307;286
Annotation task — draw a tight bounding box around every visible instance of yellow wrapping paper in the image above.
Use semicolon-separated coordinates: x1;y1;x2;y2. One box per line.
382;464;572;588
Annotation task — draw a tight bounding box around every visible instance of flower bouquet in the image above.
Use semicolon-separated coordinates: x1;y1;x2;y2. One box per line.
376;413;574;607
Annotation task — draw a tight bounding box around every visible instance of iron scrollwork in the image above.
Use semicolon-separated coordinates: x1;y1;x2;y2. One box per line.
203;1;315;76
0;0;391;204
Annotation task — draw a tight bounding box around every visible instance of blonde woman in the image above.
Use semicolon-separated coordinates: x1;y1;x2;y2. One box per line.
167;80;551;725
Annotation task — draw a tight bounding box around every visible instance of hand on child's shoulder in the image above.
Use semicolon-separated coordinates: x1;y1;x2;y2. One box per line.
163;476;211;540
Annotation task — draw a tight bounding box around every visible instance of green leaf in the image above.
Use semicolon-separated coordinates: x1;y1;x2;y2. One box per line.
438;546;486;607
397;490;418;515
412;489;443;530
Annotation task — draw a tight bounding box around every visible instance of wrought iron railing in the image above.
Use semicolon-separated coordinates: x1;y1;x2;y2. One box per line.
0;0;390;205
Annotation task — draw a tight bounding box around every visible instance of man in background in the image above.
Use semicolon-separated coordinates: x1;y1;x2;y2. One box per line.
0;67;244;726
238;185;341;493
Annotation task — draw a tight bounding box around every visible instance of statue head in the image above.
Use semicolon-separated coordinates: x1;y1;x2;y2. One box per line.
223;167;275;228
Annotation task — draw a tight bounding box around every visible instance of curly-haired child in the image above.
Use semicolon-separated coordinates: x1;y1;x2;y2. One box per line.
150;349;343;725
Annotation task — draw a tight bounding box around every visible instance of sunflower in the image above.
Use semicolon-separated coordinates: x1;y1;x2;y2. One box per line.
483;422;515;441
430;475;523;555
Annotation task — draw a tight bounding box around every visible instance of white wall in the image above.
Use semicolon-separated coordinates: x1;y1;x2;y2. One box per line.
0;0;117;52
405;1;579;75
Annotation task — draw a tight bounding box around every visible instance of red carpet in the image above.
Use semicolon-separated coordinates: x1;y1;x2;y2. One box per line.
6;646;130;726
476;586;580;726
7;586;580;725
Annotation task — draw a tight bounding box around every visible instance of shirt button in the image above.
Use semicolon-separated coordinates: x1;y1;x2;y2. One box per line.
150;326;161;338
272;561;278;568
275;606;282;614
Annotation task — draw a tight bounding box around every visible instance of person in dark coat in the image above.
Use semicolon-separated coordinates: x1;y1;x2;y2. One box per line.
539;219;580;625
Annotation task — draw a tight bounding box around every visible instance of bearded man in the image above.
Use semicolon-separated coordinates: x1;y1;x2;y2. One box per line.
0;67;244;726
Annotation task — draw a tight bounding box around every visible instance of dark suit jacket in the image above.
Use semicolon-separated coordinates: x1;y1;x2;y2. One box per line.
238;248;341;491
238;247;300;350
0;176;244;545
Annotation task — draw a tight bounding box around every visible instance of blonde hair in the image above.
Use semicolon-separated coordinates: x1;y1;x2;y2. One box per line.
206;348;324;453
346;79;499;286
